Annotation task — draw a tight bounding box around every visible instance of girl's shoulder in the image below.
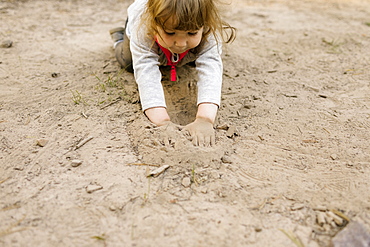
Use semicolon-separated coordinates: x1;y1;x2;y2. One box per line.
196;36;221;54
128;0;147;15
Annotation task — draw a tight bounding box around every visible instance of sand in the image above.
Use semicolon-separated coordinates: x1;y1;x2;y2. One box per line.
1;0;370;246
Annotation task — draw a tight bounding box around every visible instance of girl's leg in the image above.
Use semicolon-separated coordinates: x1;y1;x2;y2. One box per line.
109;20;133;72
114;31;133;72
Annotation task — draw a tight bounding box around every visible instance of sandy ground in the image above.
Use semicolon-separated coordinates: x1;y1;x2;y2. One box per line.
1;0;370;246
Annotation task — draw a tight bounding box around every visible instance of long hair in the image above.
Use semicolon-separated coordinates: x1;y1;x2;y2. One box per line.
143;0;236;44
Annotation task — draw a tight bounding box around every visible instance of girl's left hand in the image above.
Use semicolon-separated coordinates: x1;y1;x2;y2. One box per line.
182;117;215;147
156;121;183;146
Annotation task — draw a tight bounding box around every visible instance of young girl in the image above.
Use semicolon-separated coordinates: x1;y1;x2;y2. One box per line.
110;0;235;146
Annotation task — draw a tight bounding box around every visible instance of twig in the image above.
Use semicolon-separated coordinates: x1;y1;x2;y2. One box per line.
127;163;160;167
257;198;267;210
100;97;122;110
0;228;28;238
279;229;305;247
0;177;10;184
74;136;94;150
147;165;170;177
330;209;350;222
0;215;28;238
323;128;331;134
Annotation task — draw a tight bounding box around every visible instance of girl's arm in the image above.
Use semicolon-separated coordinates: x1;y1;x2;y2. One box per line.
196;103;218;124
182;37;222;146
144;107;171;126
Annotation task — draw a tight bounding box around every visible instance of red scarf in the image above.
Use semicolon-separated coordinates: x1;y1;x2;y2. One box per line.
156;41;189;81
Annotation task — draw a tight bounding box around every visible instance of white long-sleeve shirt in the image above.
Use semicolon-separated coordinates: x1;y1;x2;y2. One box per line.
126;0;223;111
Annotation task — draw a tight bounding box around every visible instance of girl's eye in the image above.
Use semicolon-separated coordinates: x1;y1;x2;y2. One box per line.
165;31;175;36
188;32;198;36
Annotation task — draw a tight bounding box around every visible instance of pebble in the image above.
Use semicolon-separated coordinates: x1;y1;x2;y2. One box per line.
332;221;370;247
216;123;229;130
182;177;191;187
221;155;233;164
313;205;327;211
291;203;305;211
71;159;83;167
326;211;344;226
254;227;262;232
200;187;208;194
226;126;238;138
1;40;12;48
36;139;48;147
317;211;327;226
86;184;103;193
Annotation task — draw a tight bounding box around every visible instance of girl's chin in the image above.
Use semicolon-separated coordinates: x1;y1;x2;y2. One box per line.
170;48;187;54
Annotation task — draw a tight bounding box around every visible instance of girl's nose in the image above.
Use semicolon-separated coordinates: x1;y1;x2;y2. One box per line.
175;38;187;47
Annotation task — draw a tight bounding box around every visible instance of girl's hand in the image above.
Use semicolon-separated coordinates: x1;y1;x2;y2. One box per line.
183;117;215;147
144;107;170;126
144;108;183;146
156;121;183;146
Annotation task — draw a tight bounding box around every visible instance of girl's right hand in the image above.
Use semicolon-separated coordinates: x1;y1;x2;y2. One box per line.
182;117;215;147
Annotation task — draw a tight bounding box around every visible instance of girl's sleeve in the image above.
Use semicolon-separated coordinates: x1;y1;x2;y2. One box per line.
195;37;223;107
130;35;166;111
127;0;166;112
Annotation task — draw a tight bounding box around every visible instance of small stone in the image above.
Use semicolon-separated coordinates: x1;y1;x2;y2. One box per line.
221;155;232;164
86;184;103;193
218;191;226;198
182;177;191;187
1;40;13;48
291;203;305;211
327;211;344;226
216;124;229;130
317;212;327;226
36;139;48;147
255;227;262;232
330;154;338;160
200;187;208;194
332;221;370;247
244;104;254;109
226;126;238;138
71;159;83;167
313;205;327;211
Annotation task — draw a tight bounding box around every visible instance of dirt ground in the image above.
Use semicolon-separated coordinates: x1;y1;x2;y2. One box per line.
1;0;370;246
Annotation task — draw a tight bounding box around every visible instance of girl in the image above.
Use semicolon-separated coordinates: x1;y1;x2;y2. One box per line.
110;0;235;146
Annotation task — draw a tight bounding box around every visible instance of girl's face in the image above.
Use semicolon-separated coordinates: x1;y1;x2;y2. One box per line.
156;23;203;54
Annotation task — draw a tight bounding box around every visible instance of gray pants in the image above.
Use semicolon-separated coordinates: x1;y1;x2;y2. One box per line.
114;21;133;72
